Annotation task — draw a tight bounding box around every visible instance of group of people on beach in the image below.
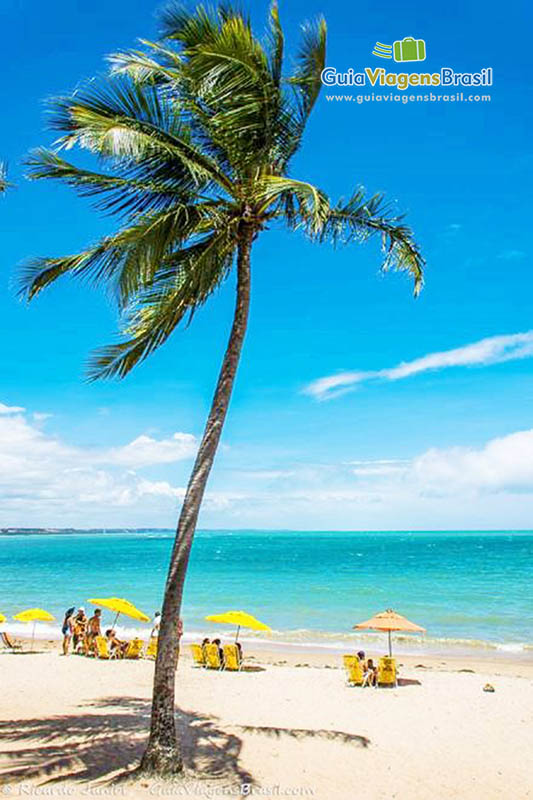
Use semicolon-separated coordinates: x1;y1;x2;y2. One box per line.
61;606;162;657
201;636;243;666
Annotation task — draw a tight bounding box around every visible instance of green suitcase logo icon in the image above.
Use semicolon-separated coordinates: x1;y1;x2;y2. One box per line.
393;37;426;62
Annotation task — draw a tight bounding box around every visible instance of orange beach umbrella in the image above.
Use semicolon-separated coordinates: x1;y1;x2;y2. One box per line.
354;608;425;656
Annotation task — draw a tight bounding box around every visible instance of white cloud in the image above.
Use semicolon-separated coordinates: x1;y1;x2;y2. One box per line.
305;331;533;400
105;433;197;468
351;459;408;477
32;412;53;422
0;405;198;526
214;428;533;529
4;398;533;531
0;403;25;415
412;429;533;493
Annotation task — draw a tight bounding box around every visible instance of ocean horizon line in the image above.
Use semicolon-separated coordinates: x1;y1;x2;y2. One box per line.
2;527;533;536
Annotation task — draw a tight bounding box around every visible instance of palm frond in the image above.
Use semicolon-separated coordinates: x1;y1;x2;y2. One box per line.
159;3;223;46
26;148;184;217
266;1;284;86
319;189;424;295
87;224;238;379
0;162;8;194
108;39;183;83
50;78;233;194
19;203;224;303
284;16;326;158
256;175;330;235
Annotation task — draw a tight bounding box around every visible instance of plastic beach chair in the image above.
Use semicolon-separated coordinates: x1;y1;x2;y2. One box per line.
145;637;158;660
123;637;144;659
94;635;113;660
204;643;223;670
223;643;242;671
343;655;364;686
377;656;397;687
190;643;206;666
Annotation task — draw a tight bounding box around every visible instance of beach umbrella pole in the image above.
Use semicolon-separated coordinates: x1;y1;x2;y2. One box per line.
31;622;35;652
235;625;240;642
388;629;392;656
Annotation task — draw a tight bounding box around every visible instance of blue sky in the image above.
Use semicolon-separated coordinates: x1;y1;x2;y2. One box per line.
0;0;532;529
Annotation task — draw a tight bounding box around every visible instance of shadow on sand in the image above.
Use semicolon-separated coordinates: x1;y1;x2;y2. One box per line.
0;696;252;788
0;696;371;790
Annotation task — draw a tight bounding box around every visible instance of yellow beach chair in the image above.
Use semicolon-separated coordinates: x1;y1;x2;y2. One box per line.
124;637;144;659
204;642;223;670
145;638;158;660
343;655;364;686
223;643;242;671
377;656;397;687
94;635;113;660
190;643;206;667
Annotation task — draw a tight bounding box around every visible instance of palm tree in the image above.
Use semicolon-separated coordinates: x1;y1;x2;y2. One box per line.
20;2;424;775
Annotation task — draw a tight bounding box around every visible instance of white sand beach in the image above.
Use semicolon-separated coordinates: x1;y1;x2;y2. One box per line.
1;646;532;800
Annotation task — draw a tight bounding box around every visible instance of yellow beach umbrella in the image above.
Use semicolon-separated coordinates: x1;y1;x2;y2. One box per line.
0;613;6;624
205;610;271;642
88;597;150;628
13;608;56;650
354;608;425;656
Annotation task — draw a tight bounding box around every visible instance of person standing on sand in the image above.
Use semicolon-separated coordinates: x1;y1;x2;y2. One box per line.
61;606;76;655
150;612;161;639
85;609;102;655
72;608;87;653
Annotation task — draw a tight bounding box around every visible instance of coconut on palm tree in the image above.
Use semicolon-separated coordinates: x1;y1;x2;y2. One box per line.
20;2;424;775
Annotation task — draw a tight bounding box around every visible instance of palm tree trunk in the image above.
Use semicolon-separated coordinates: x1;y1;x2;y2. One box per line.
140;225;253;775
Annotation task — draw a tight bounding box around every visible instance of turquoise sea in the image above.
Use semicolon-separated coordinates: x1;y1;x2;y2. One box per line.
1;530;532;655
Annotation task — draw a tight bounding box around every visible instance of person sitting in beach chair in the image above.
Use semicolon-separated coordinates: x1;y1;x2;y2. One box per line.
223;643;242;671
377;656;397;687
1;631;21;651
343;654;364;686
204;642;224;670
105;629;128;658
123;637;144;659
363;658;378;687
210;638;224;666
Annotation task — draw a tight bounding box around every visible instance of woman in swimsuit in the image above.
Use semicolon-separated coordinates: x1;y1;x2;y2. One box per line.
61;606;76;655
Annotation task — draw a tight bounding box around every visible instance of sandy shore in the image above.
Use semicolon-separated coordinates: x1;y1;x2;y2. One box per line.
1;645;532;799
